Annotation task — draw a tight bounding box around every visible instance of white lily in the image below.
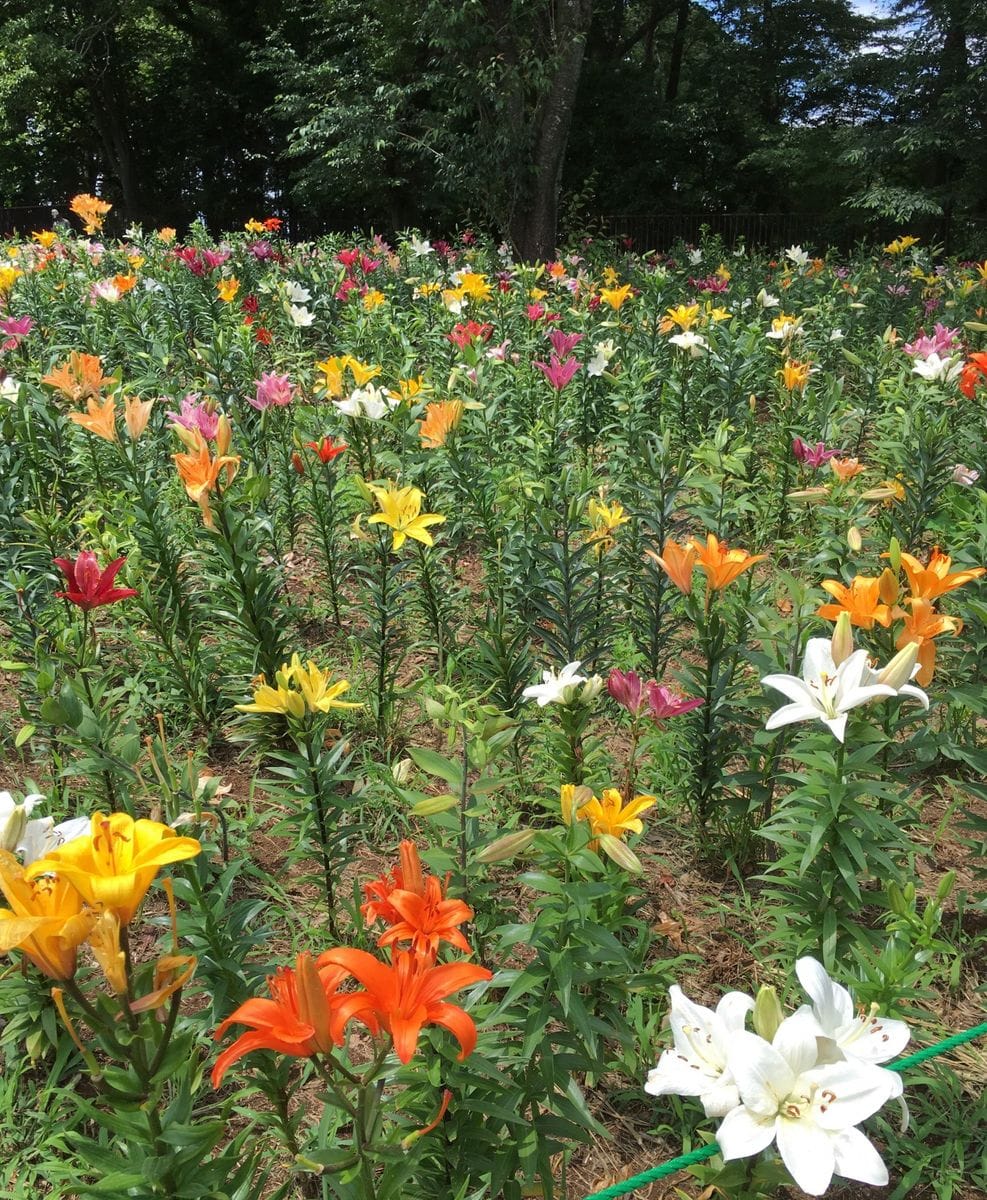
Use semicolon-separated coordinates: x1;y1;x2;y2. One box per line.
17;815;91;865
409;236;433;257
333;384;397;421
785;244;810;269
645;984;754;1117
0;791;44;854
669;331;708;357
762;639;898;742
288;303;315;327
586;339;617;377
911;353;962;384
718;1017;896;1195
285;281;312;304
795;958;910;1070
521;661;587;707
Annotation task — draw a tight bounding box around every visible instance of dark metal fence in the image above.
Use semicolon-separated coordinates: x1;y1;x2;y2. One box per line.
0;204;58;237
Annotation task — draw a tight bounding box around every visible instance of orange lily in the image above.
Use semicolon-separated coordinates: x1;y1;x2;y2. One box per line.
690;533;767;591
362;840;424;926
419;400;464;448
69;193;112;234
376;876;474;960
173;434;241;526
0;851;95;979
898;547;985;601
42;352;111;403
829;457;866;482
817;576;894;629
318;947;492;1064
647;537;697;594
779;359;811;390
68;394;117;441
212;952;354;1086
124;395;155;440
895;598;963;686
26;812;201;926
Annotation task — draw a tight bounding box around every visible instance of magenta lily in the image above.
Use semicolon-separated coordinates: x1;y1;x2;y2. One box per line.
792;436;843;469
647;683;704;721
533;354;581;391
547;329;584;358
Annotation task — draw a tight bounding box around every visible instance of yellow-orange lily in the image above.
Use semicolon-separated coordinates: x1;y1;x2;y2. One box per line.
419;400;464;449
172;433;241;526
0;851;94;979
894;598;963;685
898;547;985;601
690;534;766;591
68;394;118;441
647;536;697;595
817;575;894;629
561;784;655;844
25;812;201;926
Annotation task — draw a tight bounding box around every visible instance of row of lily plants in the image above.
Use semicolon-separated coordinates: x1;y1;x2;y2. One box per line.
0;200;984;1199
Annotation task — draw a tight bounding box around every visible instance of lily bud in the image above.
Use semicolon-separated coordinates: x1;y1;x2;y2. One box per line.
215;413;232;456
936;871;956;903
878;567;900;606
887;537;901;573
876;641;920;689
578;674;604;705
847;525;863;552
171;422;202;451
830;612;854;666
474;829;537;864
391;758;413;786
752;985;784;1041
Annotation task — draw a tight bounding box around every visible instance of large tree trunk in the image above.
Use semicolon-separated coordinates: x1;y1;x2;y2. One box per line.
509;0;593;262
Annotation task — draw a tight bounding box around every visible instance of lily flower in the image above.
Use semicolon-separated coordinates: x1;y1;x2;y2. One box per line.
647;536;697;594
367;482;445;550
562;785;656;844
533;353;581;390
893;599;962;686
521;661;587;706
0;851;95;979
305;436;348;463
67;394;117;441
419;400;464;448
690;534;766;592
54;551;137;610
646;683;704;721
718;1018;897;1195
762;639;898;742
25;812;201;926
898;547;985;601
645;984;754;1117
212;952;355;1086
288;655;361;712
317;947;492;1064
817;575;893;629
795;957;909;1073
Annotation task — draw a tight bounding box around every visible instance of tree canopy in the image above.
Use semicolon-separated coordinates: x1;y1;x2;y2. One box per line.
1;0;983;254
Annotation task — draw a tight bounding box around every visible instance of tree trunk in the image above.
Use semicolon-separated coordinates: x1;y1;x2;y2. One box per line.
509;0;593;262
664;0;690;101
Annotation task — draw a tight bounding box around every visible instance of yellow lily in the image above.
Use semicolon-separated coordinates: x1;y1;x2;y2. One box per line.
236;666;307;719
287;655;362;712
368;482;445;551
0;851;94;980
26;813;201;926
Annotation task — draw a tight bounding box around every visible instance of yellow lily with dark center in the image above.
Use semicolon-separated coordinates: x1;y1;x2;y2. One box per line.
26;813;201;926
0;851;95;979
368;482;445;551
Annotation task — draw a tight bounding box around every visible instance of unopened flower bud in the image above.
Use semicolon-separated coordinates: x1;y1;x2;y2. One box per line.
752;985;784;1041
847;525;863;552
830;612;854;666
878;567;900;606
886;537;901;573
215;413;232;456
935;871;956;902
391;758;413;786
474;829;537;864
876;641;919;689
578;674;604;705
291;451;305;475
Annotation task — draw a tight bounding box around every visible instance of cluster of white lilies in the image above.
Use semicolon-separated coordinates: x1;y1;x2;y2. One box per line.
646;958;910;1195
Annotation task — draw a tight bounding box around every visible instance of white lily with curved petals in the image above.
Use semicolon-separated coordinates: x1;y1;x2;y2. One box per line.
521;661;587;707
645;984;754;1117
762;639;897;743
718;1015;896;1195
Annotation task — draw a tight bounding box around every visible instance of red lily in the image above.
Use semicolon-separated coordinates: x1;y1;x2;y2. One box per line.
306;436;349;464
318;947;492;1064
54;551;137;610
212;952;357;1086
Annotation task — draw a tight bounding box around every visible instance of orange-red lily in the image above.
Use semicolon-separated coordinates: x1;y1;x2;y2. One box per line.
817;576;894;629
318;947;492;1064
212;952;355;1086
376;876;474;960
898;547;985;601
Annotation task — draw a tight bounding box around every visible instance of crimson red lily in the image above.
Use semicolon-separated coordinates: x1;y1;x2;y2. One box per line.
318;947;492;1064
306;436;349;464
54;551;137;610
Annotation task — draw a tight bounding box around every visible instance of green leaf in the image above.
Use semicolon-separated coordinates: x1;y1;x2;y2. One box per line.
15;723;35;747
408;746;463;788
